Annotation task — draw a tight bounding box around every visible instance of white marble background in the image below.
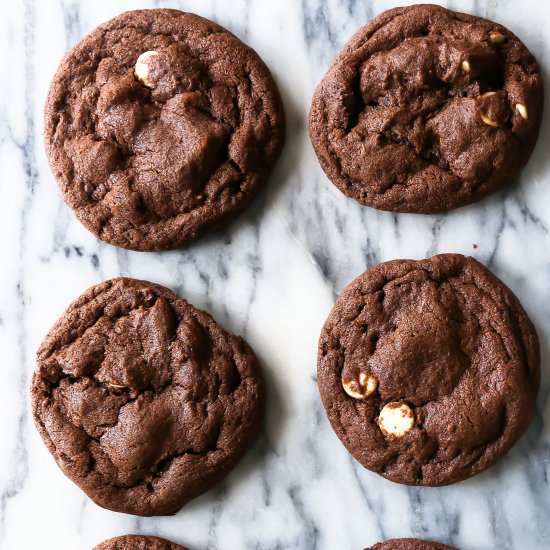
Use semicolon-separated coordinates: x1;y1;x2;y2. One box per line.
0;0;549;549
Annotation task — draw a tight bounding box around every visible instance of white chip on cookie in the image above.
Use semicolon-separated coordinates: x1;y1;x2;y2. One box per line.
135;51;159;88
516;103;528;120
377;402;414;437
489;32;506;44
342;372;378;400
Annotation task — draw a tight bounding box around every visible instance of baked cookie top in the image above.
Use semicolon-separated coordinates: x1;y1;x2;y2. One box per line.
318;254;539;486
367;539;456;550
32;278;264;516
309;5;543;213
93;535;188;550
45;9;284;250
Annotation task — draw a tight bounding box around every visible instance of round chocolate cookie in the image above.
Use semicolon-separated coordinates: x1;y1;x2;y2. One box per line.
45;9;284;251
318;254;539;486
366;539;456;550
309;5;543;213
93;535;188;550
31;278;264;516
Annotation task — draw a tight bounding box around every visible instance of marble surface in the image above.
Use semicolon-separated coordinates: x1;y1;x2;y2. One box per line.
0;0;549;549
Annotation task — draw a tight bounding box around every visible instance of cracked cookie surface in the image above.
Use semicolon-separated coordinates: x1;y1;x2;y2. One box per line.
94;534;188;550
45;9;284;251
31;278;264;516
317;254;539;486
309;5;543;213
367;539;456;550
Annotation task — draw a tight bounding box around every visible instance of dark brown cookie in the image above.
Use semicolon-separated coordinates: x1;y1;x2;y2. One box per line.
309;5;543;213
366;539;457;550
318;254;539;486
31;278;264;516
93;534;188;550
45;9;284;251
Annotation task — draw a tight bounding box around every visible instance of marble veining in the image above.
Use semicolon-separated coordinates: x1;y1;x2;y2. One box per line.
0;1;549;549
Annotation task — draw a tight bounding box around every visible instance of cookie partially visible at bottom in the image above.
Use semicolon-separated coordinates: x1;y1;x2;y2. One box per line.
93;534;188;550
366;539;457;550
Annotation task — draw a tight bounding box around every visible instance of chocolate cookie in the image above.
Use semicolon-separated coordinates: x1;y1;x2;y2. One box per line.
93;535;188;550
309;5;543;213
31;278;264;516
366;539;456;550
318;254;539;486
45;9;284;251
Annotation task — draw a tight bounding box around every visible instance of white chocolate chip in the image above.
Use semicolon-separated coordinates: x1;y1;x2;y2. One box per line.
377;402;415;438
480;113;499;128
107;382;127;390
461;60;471;73
342;372;378;400
480;91;496;99
516;103;528;120
489;32;506;44
135;51;159;88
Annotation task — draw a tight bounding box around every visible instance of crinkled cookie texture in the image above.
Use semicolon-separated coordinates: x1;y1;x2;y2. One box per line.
366;539;457;550
32;278;264;516
318;254;539;486
309;5;543;213
93;535;188;550
45;9;285;251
